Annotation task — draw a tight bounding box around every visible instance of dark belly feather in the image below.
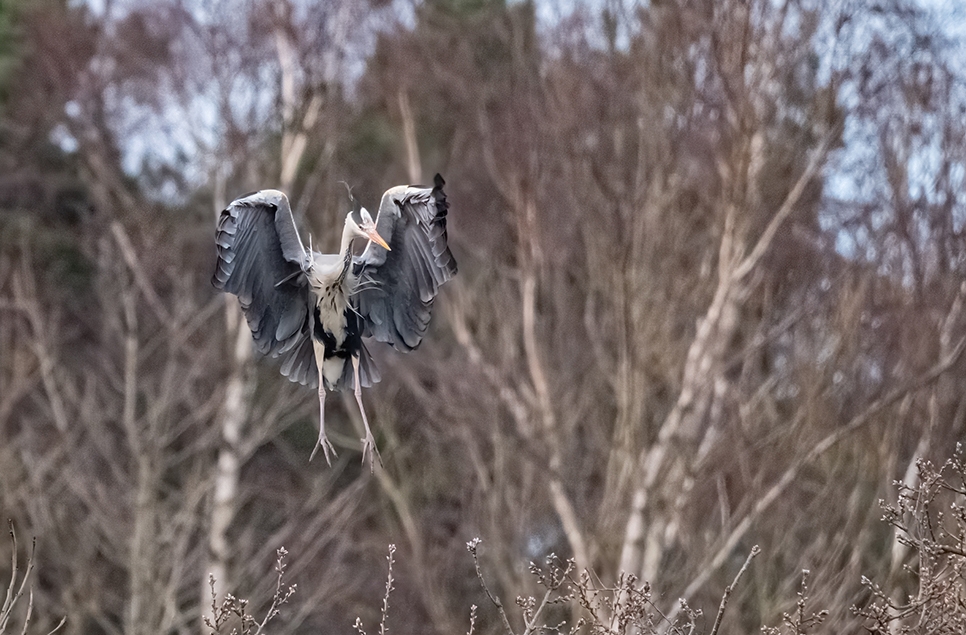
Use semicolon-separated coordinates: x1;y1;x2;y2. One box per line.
313;306;363;360
313;305;370;392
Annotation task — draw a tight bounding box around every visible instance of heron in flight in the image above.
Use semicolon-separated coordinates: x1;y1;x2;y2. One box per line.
212;174;456;467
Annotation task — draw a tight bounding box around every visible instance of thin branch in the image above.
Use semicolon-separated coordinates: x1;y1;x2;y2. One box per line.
45;616;67;635
732;127;839;282
709;545;760;635
379;544;396;635
17;590;31;635
671;335;966;613
522;588;553;635
110;221;173;326
13;268;69;433
0;524;35;635
466;539;516;635
0;522;19;630
252;547;296;635
466;605;477;635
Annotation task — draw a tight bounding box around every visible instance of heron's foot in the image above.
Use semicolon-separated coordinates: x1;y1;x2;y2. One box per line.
360;429;383;473
309;432;338;466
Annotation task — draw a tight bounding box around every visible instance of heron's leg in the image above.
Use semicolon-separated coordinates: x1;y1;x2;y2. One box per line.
352;354;382;470
309;349;337;465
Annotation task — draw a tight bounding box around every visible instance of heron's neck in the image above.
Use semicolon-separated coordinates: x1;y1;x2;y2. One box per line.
338;222;356;261
334;223;356;283
306;224;355;287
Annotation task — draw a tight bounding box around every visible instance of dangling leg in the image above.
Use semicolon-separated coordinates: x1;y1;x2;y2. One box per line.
352;354;382;470
309;346;337;465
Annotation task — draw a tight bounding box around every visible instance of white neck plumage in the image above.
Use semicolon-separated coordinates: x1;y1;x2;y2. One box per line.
341;220;364;279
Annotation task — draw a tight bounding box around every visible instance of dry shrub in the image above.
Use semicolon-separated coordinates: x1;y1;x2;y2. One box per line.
0;523;64;635
365;448;966;635
5;447;966;634
204;547;296;635
855;446;966;634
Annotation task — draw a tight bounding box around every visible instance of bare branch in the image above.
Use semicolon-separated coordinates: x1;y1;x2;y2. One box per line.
110;221;172;326
732;127;839;282
379;545;395;635
466;539;516;635
0;524;36;635
708;545;760;635
677;335;966;605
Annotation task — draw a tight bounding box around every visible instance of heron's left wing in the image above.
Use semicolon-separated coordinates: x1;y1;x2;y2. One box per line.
352;174;457;351
212;191;317;387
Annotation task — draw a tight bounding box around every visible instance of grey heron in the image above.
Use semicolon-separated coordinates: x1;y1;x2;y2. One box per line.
212;174;457;467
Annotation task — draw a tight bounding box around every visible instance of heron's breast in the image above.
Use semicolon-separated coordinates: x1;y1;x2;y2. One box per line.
312;284;348;345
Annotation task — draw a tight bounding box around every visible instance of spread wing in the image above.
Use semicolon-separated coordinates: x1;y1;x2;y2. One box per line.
352;174;457;351
212;190;318;387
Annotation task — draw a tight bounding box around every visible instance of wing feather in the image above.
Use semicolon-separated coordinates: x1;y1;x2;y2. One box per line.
212;190;318;387
352;174;457;352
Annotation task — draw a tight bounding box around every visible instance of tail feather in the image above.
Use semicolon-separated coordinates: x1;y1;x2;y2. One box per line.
332;342;380;391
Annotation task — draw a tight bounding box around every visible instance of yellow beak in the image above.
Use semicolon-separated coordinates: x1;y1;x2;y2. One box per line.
366;228;391;251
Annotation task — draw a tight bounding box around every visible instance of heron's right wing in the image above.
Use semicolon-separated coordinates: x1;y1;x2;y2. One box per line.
352;174;457;351
212;191;318;387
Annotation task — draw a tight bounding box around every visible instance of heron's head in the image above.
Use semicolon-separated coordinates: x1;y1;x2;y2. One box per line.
341;182;390;251
346;207;391;251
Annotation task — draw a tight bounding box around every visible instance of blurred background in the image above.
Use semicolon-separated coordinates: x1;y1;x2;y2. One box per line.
1;0;966;633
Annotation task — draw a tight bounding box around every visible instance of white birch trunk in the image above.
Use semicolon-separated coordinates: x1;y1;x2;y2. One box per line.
205;165;251;615
617;129;834;584
204;1;342;618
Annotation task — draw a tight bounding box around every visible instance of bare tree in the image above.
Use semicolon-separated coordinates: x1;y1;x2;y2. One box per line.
3;0;966;633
